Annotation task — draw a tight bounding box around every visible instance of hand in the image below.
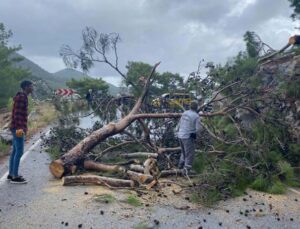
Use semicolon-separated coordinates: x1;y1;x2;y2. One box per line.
16;129;24;138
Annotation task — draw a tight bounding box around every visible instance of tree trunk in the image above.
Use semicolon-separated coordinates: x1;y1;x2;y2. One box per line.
62;175;134;187
129;164;145;173
84;160;125;173
49;62;161;178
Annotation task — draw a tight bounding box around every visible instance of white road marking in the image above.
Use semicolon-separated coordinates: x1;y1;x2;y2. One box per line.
0;130;50;184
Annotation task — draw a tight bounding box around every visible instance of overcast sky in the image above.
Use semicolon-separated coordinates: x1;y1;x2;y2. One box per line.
0;0;298;86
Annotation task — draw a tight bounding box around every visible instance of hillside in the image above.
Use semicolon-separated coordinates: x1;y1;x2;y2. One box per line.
53;68;120;96
13;53;59;88
14;54;120;95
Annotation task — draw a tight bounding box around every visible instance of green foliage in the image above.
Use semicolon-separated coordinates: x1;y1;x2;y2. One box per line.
66;77;109;97
277;161;294;183
192;152;205;173
267;180;286;194
0;140;10;157
44;122;87;159
251;175;269;192
243;31;261;58
289;0;300;21
46;146;61;160
287;143;300;166
94;194;116;203
0;22;30;108
125;61;184;98
126;195;142;207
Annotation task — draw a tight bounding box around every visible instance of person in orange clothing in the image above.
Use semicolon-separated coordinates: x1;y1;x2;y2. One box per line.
8;80;33;184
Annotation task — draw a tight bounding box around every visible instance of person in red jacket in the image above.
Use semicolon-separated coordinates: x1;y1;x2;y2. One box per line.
8;80;33;184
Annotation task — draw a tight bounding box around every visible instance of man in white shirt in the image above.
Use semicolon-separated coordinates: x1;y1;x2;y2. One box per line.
177;100;201;173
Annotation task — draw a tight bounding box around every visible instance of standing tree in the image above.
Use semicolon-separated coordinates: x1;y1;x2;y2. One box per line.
0;22;29;107
66;77;109;97
289;0;300;21
243;31;261;58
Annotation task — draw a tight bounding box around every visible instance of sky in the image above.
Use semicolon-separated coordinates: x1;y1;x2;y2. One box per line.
0;0;298;86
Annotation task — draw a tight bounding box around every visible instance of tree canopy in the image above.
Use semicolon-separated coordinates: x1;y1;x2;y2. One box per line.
0;22;29;108
66;77;109;97
289;0;300;20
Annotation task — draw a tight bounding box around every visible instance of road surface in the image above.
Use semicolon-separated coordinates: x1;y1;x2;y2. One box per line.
0;128;299;229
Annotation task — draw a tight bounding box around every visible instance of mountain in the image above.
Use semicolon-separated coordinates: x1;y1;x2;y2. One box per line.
53;68;120;96
13;53;60;88
53;68;89;81
14;54;121;95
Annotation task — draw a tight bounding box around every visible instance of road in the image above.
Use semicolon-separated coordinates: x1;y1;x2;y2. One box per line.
0;128;299;229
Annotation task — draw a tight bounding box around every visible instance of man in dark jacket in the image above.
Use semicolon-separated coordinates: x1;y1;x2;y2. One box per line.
8;80;33;184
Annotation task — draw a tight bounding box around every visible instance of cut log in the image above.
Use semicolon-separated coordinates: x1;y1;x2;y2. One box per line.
62;175;135;187
84;160;125;173
121;152;158;158
157;147;181;154
49;159;66;178
129;164;145;173
126;170;153;184
160;169;183;177
144;158;159;177
146;179;158;190
113;159;141;166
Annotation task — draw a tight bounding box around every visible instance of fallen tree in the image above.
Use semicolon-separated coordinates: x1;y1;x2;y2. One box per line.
47;27;299;203
49;62;183;178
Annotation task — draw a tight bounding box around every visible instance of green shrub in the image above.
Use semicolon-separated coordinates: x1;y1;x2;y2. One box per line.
0;140;10;157
126;195;142;207
251;175;269;192
267;181;286;194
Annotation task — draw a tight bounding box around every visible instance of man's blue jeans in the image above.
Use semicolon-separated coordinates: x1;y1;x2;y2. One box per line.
9;129;25;177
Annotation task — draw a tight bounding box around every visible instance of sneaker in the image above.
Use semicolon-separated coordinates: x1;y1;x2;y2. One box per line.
10;176;27;184
7;175;23;180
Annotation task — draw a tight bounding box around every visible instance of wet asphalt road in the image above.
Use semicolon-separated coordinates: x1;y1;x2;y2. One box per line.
0;128;299;229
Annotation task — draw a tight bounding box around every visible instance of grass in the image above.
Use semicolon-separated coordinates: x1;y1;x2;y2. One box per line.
94;193;116;204
126;195;142;207
133;222;150;229
28;102;58;134
0;140;10;157
190;192;201;203
46;146;61;160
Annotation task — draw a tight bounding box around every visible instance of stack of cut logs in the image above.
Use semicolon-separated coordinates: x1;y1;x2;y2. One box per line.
50;151;184;189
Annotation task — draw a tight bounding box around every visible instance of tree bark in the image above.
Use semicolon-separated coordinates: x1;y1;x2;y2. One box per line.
126;170;153;184
62;175;134;187
49;62;161;178
129;164;145;173
84;160;125;173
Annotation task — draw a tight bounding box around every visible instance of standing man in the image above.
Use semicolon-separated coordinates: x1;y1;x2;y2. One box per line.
86;89;93;107
177;100;201;175
8;80;33;184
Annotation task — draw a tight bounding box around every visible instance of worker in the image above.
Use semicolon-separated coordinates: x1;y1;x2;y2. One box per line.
176;100;202;175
